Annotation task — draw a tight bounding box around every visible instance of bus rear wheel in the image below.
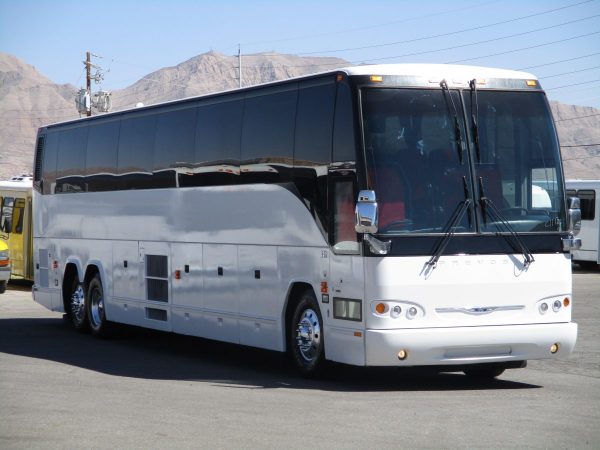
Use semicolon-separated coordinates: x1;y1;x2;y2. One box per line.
66;275;88;331
0;280;6;294
87;274;110;337
289;290;325;376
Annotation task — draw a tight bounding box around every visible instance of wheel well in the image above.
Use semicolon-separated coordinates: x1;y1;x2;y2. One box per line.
62;263;79;313
284;282;315;352
84;265;100;288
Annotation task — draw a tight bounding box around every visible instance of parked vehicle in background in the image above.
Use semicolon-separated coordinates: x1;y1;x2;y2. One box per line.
0;175;34;282
566;180;600;268
0;239;9;293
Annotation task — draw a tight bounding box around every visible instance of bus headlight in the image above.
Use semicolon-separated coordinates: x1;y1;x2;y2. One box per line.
371;301;424;319
552;300;562;312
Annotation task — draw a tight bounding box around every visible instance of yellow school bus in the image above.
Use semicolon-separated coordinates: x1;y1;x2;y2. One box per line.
0;175;33;281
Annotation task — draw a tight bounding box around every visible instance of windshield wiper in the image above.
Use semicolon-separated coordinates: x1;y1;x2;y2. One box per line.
440;79;464;164
478;177;535;267
427;177;472;268
469;79;481;162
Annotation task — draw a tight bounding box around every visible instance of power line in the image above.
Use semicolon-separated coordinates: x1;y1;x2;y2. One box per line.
540;66;600;79
546;79;600;90
554;112;600;122
239;0;500;48
447;30;600;64
561;143;600;147
339;19;600;65
298;0;596;56
517;52;600;70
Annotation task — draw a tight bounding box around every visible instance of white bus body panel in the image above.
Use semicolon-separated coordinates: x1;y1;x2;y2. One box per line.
33;185;327;354
566;180;600;264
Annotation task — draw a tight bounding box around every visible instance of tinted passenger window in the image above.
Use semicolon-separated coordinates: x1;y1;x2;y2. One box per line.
295;78;335;165
294;78;335;236
117;115;156;189
41;131;60;194
333;81;357;164
188;98;244;187
86;120;120;191
56;126;88;193
154;107;197;173
241;85;297;183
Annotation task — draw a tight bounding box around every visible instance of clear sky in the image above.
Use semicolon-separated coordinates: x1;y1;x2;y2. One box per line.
1;0;599;108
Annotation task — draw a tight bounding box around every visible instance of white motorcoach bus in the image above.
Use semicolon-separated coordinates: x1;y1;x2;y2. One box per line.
32;64;580;377
566;180;600;268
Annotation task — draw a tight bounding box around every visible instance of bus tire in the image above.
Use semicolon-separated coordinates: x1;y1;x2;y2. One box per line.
66;275;88;332
0;280;6;294
86;274;111;337
289;289;325;376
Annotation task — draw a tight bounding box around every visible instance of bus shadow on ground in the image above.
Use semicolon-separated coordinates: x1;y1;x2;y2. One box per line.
0;316;541;392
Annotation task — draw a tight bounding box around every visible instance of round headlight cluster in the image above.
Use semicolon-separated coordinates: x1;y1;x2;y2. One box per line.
539;298;570;315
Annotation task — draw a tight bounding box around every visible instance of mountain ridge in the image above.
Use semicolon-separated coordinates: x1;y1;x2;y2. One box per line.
1;51;598;180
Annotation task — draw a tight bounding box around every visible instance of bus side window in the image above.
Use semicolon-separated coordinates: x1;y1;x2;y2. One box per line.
331;178;359;254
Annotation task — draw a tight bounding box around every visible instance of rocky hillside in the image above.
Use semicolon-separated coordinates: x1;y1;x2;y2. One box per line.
0;52;78;177
111;51;347;110
1;51;598;180
550;101;600;180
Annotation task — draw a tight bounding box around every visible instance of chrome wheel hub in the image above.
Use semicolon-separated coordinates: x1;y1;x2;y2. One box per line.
70;284;85;323
295;308;321;362
90;286;104;327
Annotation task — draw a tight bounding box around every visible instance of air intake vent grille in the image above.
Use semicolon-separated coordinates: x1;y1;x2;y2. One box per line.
33;135;45;182
145;254;168;302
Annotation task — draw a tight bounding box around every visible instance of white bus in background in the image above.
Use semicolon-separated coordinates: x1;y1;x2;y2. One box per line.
566;180;600;268
32;64;580;378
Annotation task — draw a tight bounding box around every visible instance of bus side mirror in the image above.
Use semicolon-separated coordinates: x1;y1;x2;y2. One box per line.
355;190;379;234
568;196;581;236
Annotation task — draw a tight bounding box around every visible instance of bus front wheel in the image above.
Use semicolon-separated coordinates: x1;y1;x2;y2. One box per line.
289;290;325;376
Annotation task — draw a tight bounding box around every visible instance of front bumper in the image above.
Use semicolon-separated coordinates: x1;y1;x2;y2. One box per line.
365;322;577;366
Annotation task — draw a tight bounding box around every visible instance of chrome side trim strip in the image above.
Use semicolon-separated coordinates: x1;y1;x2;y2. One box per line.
435;305;525;315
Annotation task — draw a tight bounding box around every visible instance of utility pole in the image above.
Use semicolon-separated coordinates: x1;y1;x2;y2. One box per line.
76;51;111;116
85;51;91;117
238;44;242;89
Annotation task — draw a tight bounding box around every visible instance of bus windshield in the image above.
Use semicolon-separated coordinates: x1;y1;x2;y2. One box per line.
465;90;566;233
362;88;473;234
362;88;566;235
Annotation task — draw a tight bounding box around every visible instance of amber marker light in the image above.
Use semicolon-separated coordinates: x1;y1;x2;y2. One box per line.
550;343;560;354
397;349;408;360
375;303;386;314
320;281;328;294
526;80;538;87
370;75;383;82
336;73;344;82
563;297;570;307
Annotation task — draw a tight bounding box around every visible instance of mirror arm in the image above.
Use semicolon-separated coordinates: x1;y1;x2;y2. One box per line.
363;234;391;255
